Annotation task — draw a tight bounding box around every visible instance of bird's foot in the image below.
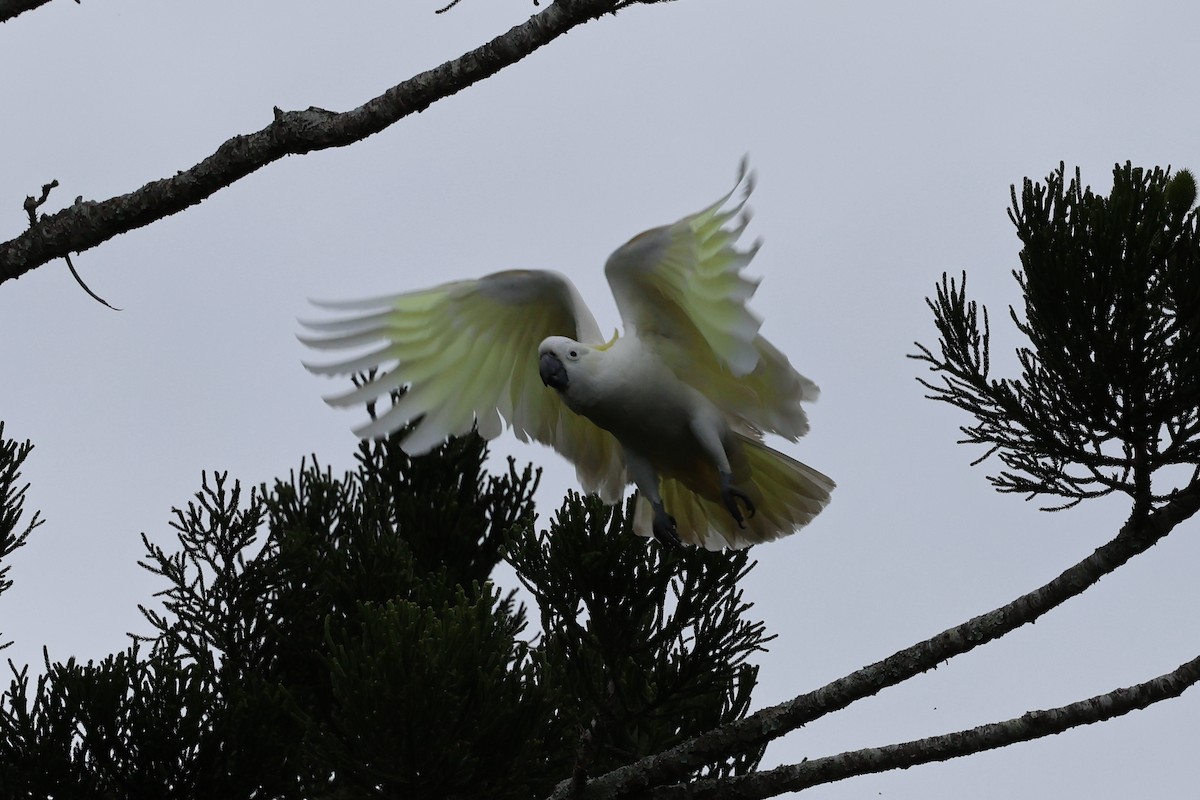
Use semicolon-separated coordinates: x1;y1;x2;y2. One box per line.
720;472;756;529
651;503;681;548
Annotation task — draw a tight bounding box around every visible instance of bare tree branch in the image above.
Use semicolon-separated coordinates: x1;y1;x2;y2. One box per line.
0;0;66;25
0;0;635;287
652;654;1200;799
555;480;1200;800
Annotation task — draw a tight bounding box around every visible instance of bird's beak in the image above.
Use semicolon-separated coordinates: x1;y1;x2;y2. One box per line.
539;352;569;390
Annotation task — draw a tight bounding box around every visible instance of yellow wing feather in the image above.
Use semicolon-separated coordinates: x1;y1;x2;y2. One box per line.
300;270;627;502
604;161;817;441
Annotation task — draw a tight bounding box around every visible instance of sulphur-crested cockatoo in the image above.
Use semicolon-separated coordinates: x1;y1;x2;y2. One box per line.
300;163;833;549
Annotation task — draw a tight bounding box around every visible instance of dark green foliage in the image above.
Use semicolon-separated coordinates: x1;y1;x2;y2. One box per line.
0;423;41;652
316;590;546;798
1;646;293;799
912;162;1200;510
509;493;770;781
0;424;772;798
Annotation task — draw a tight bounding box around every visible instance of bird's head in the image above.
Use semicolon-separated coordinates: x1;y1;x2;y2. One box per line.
538;336;593;392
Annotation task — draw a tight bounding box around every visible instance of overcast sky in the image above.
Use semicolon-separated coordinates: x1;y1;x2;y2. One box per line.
2;1;1198;797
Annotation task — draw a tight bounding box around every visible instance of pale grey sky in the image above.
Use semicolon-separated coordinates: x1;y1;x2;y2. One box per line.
2;1;1198;797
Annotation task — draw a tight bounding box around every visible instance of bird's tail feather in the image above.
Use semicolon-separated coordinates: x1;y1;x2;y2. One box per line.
633;434;834;550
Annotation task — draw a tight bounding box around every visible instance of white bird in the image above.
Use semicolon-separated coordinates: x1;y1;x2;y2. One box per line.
300;163;833;549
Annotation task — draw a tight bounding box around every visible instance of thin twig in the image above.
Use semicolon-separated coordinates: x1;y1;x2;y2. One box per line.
63;252;120;311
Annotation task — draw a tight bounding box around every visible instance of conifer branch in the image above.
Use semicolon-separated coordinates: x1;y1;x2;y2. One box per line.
911;165;1200;507
0;0;636;287
650;654;1200;799
0;424;42;651
552;479;1200;800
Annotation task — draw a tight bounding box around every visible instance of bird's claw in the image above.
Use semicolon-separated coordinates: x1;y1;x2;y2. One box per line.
652;505;681;548
720;473;756;529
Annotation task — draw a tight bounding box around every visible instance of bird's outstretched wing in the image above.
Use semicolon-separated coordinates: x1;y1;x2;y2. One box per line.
603;161;818;440
300;270;627;502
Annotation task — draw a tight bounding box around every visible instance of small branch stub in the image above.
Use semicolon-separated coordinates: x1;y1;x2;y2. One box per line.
23;179;59;228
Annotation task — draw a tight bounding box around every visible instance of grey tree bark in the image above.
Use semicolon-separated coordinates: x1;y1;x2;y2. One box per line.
0;0;60;25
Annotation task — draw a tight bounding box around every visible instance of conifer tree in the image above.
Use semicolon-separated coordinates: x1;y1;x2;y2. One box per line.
0;426;772;798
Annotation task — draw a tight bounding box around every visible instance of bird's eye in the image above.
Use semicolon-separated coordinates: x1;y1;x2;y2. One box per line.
568;349;579;359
